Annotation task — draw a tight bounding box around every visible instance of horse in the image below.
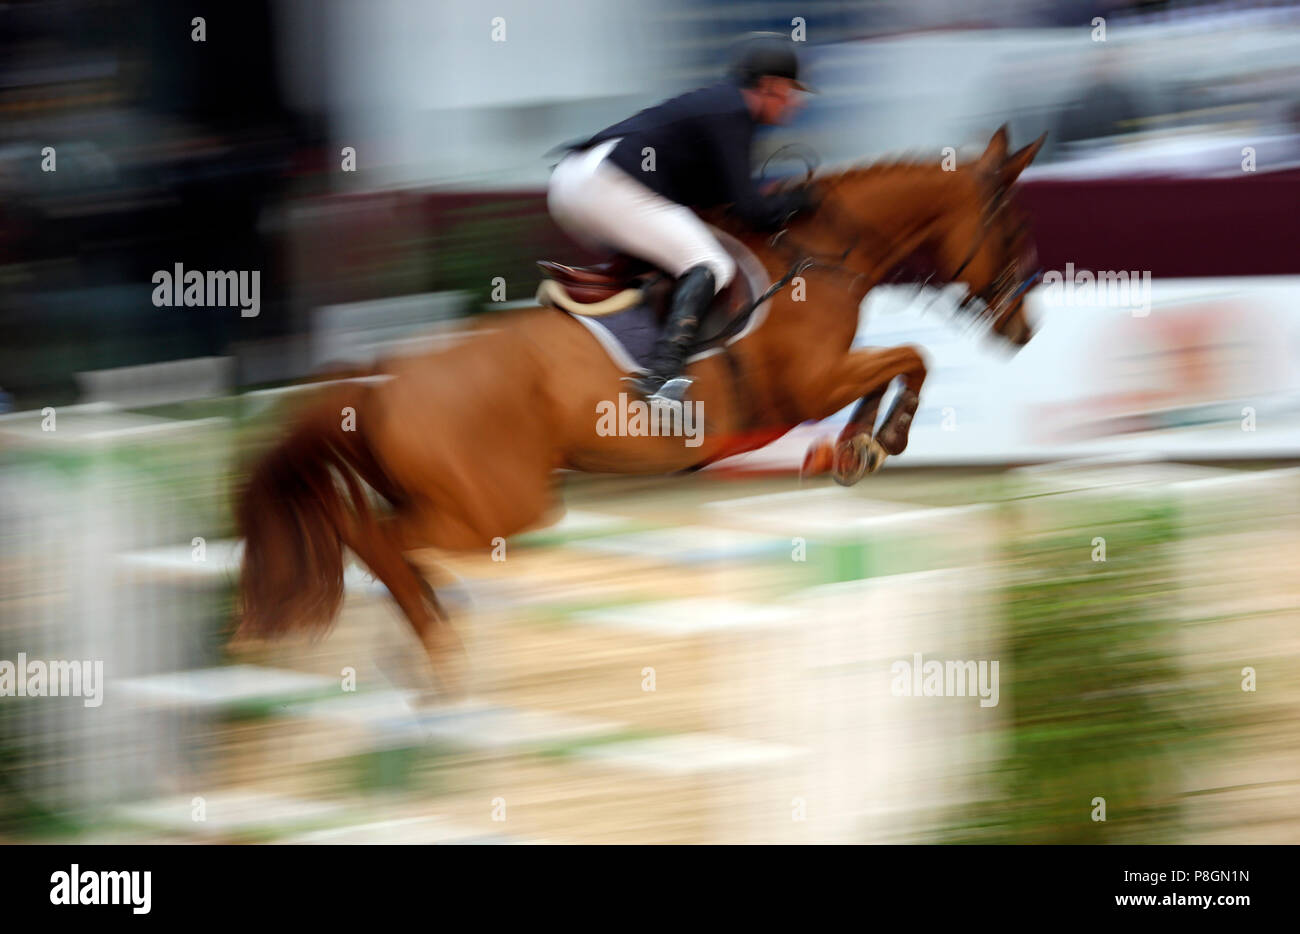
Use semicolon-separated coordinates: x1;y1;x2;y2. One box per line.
234;126;1046;694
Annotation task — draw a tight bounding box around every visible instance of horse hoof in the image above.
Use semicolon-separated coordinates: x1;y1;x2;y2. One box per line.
801;438;835;478
832;434;887;486
423;624;469;700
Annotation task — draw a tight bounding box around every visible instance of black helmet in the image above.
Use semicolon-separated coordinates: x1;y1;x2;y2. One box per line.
728;33;814;92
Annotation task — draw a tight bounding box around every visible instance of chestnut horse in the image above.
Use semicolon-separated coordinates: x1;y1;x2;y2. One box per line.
236;127;1045;692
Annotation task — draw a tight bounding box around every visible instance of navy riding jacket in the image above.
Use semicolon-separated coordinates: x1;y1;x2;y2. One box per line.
568;80;805;231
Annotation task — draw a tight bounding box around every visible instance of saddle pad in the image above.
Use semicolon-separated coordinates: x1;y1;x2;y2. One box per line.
562;227;775;375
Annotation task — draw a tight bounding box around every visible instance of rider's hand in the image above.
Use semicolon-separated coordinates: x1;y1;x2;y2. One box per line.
784;184;819;215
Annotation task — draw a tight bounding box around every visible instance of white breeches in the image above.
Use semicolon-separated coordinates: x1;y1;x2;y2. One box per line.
546;138;736;293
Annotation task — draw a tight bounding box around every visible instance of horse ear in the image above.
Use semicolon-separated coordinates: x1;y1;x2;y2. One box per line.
1002;132;1047;184
977;125;1010;173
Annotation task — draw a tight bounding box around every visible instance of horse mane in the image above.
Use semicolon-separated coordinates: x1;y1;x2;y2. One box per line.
702;151;959;240
814;151;953;187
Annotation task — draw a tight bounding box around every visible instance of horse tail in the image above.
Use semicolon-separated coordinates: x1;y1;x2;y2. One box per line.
235;384;386;640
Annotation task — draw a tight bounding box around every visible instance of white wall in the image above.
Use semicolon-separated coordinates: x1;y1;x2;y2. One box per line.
283;2;1300;189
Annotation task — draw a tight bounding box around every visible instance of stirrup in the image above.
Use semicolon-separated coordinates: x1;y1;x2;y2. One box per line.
621;375;693;406
648;377;693;406
621;374;662;400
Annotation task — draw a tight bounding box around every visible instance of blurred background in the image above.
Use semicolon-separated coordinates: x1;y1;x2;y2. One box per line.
1;0;1298;843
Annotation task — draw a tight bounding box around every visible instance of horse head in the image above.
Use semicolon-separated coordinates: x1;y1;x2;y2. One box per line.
935;125;1046;348
799;127;1046;350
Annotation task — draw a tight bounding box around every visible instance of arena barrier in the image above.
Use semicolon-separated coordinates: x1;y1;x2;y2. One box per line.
0;403;231;824
6;388;1295;841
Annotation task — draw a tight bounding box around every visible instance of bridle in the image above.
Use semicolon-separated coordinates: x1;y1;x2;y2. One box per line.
760;155;1041;335
947;173;1042;332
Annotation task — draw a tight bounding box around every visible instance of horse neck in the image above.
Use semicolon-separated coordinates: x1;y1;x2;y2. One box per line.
749;167;957;347
829;167;956;281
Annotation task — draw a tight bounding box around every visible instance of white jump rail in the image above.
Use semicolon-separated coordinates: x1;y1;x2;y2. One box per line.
0;403;232;816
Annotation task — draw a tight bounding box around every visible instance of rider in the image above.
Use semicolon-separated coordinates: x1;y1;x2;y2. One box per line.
547;34;816;404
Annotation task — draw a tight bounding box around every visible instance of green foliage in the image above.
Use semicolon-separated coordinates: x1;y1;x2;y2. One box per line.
946;497;1215;843
430;200;550;309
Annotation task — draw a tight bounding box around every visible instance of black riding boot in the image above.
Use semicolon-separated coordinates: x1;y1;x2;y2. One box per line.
625;265;716;404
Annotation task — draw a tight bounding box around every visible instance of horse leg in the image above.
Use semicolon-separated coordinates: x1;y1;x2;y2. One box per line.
801;389;885;481
875;385;921;456
831;390;890;486
802;345;928;485
346;513;467;698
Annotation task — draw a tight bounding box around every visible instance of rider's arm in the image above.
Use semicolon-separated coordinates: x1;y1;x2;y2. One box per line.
708;113;808;230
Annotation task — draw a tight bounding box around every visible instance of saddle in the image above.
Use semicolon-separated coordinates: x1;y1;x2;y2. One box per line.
535;232;763;358
535;255;660;312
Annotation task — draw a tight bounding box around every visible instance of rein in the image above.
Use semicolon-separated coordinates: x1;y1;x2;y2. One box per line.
948;177;1043;330
703;180;887;349
711;157;1041;431
754;164;1043;333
